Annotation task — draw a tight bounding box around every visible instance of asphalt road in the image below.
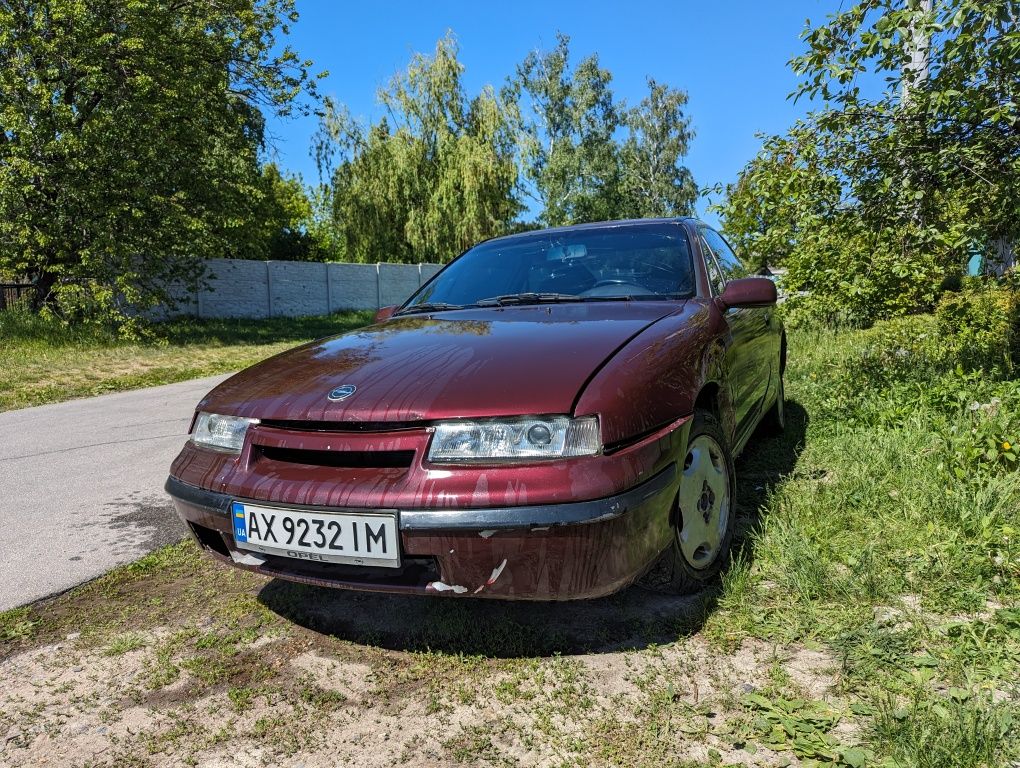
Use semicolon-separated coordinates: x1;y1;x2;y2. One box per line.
0;374;232;611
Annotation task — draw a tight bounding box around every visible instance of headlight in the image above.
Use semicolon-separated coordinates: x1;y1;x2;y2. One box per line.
190;412;259;452
427;416;600;463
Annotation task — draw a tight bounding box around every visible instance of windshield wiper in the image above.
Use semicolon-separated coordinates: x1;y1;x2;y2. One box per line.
475;292;582;307
394;302;464;316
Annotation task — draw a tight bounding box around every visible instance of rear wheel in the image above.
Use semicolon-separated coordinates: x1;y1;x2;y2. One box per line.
640;410;736;595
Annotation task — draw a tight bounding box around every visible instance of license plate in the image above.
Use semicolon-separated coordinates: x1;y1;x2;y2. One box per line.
231;502;400;568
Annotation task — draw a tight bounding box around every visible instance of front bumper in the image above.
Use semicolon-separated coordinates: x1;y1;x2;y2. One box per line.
166;463;678;600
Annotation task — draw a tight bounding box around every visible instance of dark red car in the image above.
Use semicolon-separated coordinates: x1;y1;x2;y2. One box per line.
166;218;784;600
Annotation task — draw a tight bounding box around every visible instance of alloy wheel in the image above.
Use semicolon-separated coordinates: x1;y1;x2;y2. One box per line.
677;434;731;569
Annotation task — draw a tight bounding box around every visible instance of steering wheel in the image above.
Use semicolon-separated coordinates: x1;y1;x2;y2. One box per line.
635;261;682;278
582;280;655;297
591;279;639;288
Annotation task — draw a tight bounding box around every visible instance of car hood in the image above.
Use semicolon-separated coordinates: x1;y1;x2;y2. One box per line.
198;302;684;423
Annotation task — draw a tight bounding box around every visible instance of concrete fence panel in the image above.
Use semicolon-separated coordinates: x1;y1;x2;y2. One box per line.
327;263;379;311
168;259;443;319
419;263;444;286
378;263;424;307
268;260;329;317
199;259;270;319
147;277;198;320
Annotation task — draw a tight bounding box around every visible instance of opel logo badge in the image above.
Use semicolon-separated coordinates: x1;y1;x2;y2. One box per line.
327;384;357;402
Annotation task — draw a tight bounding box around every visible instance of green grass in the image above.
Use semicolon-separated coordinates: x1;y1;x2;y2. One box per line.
700;315;1020;767
0;313;1017;767
103;632;148;656
0;307;374;411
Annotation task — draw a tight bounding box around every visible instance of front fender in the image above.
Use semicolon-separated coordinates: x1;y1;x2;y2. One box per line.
574;300;723;447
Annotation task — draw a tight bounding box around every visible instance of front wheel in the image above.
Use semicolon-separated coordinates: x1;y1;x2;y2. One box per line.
640;409;736;595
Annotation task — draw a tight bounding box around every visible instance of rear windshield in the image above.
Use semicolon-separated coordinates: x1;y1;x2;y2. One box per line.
405;222;695;308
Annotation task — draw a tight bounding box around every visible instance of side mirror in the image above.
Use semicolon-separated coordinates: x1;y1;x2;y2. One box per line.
715;277;777;310
374;305;397;322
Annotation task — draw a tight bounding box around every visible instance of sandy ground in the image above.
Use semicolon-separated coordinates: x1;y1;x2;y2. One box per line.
0;557;847;768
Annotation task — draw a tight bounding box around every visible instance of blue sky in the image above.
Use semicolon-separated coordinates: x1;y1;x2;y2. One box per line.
263;0;846;226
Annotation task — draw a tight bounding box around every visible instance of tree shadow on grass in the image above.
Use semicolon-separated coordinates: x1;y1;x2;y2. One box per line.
157;311;374;346
257;402;808;658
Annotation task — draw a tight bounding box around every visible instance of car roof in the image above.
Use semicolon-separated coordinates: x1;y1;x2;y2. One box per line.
482;217;702;246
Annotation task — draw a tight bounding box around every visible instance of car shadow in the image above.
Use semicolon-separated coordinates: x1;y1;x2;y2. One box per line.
257;402;808;658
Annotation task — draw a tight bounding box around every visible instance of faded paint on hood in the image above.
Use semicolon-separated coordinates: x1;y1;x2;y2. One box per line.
198;302;684;423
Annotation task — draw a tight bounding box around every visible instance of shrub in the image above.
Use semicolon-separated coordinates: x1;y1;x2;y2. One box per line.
793;285;1020;485
801;282;1018;426
934;281;1020;376
942;388;1020;481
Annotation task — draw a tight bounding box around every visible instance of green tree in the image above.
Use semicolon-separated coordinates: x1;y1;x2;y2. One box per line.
791;0;1020;269
0;0;319;322
226;163;320;261
511;33;623;226
315;33;520;264
618;78;697;219
512;36;697;226
719;0;1019;324
715;125;843;268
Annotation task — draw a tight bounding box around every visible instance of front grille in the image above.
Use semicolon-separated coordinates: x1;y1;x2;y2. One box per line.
256;445;415;469
259;419;426;433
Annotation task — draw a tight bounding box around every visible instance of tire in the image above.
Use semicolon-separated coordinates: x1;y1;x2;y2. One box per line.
761;374;786;435
640;409;737;595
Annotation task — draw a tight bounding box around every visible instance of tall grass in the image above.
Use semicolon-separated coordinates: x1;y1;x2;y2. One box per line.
710;305;1020;767
0;304;119;349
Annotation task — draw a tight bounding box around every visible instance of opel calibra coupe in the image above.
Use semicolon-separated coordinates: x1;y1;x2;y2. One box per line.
166;218;784;600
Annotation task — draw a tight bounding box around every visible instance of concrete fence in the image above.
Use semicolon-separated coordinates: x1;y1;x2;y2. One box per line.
169;259;443;319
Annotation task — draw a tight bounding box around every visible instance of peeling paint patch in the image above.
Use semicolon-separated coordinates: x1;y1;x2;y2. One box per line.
229;550;267;567
488;558;507;584
427;581;467;594
472;475;489;505
478;530;497;538
474;558;509;594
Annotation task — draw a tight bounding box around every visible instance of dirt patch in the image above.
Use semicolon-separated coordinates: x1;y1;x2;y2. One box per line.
0;542;857;767
0;616;843;767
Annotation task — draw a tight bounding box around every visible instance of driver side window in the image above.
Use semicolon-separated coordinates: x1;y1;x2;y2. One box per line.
702;227;748;282
698;229;726;295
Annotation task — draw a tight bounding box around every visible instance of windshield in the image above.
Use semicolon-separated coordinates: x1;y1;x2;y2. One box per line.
403;222;695;311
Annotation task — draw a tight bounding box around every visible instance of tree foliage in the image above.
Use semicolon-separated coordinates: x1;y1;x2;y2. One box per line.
717;0;1019;325
0;0;318;321
2;12;701;319
512;33;623;226
314;34;521;264
512;34;696;226
227;163;319;261
618;78;698;220
314;33;698;261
